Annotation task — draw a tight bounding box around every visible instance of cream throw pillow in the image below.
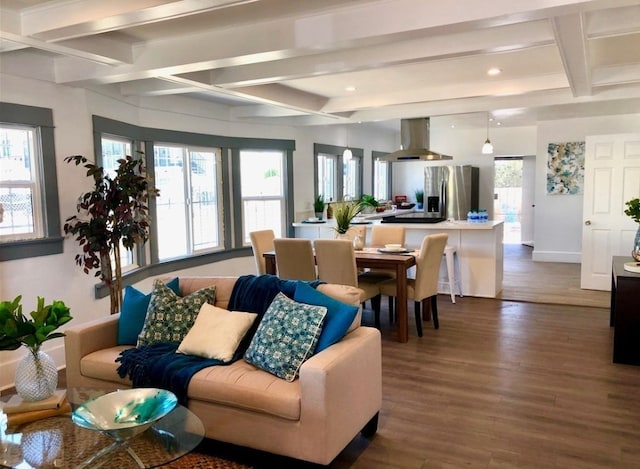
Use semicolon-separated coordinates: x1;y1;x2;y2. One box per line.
178;303;257;362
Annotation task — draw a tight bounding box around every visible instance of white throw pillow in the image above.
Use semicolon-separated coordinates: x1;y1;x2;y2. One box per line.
178;303;257;362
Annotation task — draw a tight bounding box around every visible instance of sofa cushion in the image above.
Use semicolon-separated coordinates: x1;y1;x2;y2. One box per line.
178;303;257;362
188;359;301;420
316;284;362;333
80;346;133;386
244;292;326;382
137;280;216;347
294;282;359;353
118;277;180;345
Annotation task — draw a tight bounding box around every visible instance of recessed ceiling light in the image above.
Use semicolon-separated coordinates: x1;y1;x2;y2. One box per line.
345;86;356;92
487;68;502;76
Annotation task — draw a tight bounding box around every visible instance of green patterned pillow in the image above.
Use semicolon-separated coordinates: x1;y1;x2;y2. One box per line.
137;280;216;347
244;292;327;382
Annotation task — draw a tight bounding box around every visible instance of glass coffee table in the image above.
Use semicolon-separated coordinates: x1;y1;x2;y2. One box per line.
1;388;204;468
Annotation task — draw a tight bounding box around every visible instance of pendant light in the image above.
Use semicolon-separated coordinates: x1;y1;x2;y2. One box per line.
481;113;494;155
343;126;352;162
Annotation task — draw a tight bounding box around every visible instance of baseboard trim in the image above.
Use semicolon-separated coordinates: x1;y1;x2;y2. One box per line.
532;250;581;263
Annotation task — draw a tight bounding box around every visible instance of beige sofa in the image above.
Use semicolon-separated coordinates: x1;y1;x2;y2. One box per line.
64;276;382;465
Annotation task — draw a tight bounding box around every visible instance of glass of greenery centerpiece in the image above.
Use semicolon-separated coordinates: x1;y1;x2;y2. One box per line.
313;194;326;220
0;296;72;401
624;198;640;261
415;189;424;210
332;201;363;238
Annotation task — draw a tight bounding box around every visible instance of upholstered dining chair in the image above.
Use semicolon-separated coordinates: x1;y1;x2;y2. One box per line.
313;239;382;326
378;233;448;337
273;238;317;280
249;229;275;275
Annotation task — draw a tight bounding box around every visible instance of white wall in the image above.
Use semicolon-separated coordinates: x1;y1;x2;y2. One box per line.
534;114;640;262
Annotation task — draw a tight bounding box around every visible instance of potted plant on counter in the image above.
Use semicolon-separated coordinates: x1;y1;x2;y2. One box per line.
313;194;326;220
359;194;379;214
415;189;424;210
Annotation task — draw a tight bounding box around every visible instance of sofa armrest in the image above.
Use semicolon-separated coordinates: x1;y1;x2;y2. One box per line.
298;326;382;463
64;314;120;387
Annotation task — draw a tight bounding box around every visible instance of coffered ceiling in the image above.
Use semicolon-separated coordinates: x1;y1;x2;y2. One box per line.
1;0;639;129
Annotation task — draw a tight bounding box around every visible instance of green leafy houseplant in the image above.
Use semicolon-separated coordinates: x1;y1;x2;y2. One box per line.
64;153;157;315
0;296;72;353
333;201;363;235
415;189;424;204
624;198;640;223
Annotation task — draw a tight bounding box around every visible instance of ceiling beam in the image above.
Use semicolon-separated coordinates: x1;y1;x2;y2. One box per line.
551;13;592;97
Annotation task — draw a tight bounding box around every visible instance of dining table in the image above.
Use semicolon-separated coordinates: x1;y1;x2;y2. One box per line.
263;248;417;343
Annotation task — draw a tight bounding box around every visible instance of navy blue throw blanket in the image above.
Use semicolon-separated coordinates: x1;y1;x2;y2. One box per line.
116;274;322;404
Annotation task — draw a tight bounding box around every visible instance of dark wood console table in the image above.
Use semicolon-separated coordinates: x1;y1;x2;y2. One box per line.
610;256;640;365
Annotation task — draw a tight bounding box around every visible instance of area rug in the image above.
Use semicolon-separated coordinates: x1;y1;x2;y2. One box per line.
161;451;253;468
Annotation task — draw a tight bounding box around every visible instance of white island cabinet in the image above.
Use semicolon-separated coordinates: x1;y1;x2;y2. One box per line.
293;219;504;298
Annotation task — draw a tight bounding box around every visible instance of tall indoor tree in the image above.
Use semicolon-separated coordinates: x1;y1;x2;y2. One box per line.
64;152;157;315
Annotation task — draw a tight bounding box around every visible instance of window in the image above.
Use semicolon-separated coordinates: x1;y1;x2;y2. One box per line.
100;136;136;269
372;151;392;200
0;125;43;240
240;150;285;243
343;156;361;200
317;153;337;203
154;144;223;260
91;115;294;293
314;144;363;204
0;103;61;261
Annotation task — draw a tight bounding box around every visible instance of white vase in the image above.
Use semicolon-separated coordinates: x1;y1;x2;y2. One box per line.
15;348;58;401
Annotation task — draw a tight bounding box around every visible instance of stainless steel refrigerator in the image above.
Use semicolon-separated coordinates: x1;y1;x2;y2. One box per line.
424;165;479;220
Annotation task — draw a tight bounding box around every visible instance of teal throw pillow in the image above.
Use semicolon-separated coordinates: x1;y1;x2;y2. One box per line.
137;280;216;347
244;292;327;382
294;282;359;353
117;277;180;345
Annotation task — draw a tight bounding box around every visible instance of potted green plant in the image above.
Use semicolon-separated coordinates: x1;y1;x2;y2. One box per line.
333;201;363;235
624;198;640;261
415;189;424;209
0;296;72;401
359;194;379;214
64;153;157;315
313;194;326;219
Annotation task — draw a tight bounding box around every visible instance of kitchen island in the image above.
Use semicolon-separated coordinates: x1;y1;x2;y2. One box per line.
293;217;504;298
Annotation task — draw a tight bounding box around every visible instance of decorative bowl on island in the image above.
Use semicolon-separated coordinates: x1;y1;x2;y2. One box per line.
72;388;178;441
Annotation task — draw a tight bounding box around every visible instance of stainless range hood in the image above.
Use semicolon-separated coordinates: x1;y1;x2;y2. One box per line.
381;117;452;161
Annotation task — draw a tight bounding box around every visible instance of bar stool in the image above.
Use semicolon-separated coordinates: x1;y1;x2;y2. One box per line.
440;245;463;303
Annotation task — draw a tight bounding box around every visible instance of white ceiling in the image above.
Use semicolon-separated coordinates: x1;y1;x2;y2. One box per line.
1;0;640;130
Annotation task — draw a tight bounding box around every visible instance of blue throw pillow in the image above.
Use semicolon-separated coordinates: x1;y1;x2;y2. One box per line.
294;282;359;353
244;292;327;381
117;277;180;345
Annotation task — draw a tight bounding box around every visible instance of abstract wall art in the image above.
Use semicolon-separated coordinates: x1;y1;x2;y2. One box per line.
546;141;585;195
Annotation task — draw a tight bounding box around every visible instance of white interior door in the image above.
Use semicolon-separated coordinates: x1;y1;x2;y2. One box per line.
581;133;640;290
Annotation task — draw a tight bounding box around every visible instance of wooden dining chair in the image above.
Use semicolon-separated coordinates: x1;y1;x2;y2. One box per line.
273;238;316;280
314;239;382;326
358;225;407;318
249;229;275;275
378;233;448;337
359;225;406;281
